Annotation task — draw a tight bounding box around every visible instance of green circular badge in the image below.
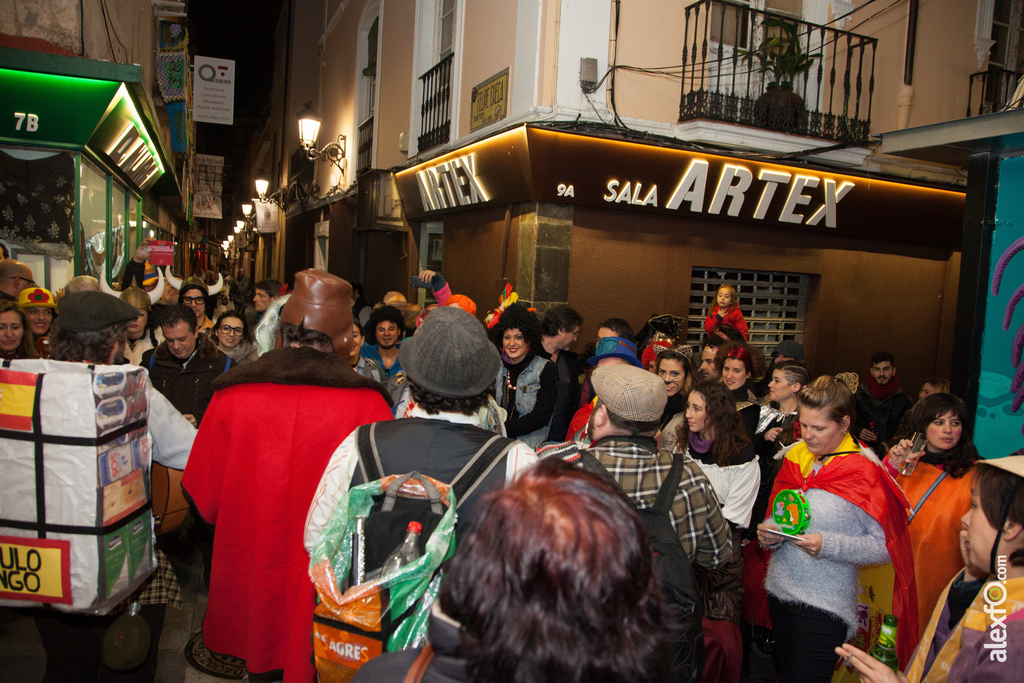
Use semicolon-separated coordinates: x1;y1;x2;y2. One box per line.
772;489;810;534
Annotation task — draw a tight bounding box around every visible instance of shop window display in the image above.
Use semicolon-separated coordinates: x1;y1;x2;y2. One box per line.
0;145;75;259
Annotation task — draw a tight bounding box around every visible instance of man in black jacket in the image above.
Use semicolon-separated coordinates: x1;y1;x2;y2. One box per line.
537;304;583;441
141;304;231;427
853;351;913;456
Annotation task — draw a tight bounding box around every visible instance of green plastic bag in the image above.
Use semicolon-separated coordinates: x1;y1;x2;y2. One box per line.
309;472;456;681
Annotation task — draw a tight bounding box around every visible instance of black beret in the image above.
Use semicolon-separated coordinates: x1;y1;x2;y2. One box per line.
57;291;139;332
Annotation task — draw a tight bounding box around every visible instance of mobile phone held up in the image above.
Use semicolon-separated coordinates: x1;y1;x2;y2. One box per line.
410;275;431;289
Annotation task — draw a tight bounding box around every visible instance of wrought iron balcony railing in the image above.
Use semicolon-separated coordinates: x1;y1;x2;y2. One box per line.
679;0;877;143
968;67;1023;117
418;53;454;153
357;115;373;172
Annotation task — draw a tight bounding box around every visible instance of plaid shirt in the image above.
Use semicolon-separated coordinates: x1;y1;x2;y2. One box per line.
540;437;732;570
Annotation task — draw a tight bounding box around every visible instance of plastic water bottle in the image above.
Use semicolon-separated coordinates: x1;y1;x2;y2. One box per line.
381;521;422;576
871;613;899;671
350;515;367;586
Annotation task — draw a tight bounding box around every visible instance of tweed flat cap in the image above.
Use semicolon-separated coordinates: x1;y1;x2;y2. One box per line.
592;364;667;422
57;291;139;332
400;306;500;398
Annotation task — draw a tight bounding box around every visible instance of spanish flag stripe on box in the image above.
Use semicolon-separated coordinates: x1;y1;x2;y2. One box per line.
0;370;40;433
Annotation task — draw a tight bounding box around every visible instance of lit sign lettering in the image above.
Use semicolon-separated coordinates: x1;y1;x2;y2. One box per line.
661;161;854;228
107;123;161;188
13;112;38;132
603;180;658;206
415;153;489;211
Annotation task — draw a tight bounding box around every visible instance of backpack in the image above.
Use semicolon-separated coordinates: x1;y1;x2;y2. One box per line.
309;423;515;679
576;449;705;683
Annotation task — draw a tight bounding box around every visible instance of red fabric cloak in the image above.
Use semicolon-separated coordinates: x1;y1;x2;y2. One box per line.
768;438;919;667
182;351;393;682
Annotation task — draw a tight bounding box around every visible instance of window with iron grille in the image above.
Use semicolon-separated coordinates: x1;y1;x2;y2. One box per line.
687;266;809;356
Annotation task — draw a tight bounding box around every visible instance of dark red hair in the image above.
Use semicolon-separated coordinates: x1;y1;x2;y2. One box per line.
439;458;670;682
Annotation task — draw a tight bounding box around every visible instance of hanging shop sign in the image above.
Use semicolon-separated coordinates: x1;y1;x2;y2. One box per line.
394;126;965;246
470;68;509;132
193;56;235;125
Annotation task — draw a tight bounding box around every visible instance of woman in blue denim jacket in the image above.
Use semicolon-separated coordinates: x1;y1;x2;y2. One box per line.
490;303;556;449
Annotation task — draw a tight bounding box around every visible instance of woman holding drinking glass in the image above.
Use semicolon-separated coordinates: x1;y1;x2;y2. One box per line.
884;392;979;631
213;311;258;365
756;376;917;681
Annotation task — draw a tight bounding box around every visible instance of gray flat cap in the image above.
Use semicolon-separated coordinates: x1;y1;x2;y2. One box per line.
399;306;500;398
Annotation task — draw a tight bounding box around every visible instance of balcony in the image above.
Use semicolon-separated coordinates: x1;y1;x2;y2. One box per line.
357;115;373;172
968;68;1022;117
418;53;454;153
679;0;877;143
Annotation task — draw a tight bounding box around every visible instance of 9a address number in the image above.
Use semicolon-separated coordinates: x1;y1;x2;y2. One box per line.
14;113;39;132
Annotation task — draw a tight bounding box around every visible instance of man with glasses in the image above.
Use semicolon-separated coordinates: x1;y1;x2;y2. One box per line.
0;259;34;301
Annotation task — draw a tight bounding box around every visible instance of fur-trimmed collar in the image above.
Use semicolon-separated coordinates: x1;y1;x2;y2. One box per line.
153;332;221;362
212;345;393;406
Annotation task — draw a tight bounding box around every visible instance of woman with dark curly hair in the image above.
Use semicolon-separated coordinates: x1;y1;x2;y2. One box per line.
490;303;556;448
351;457;671;683
0;300;39;359
213;311;258;364
675;379;759;683
884;392;979;630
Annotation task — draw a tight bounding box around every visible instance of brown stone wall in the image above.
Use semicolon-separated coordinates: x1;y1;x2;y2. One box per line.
567;206;960;392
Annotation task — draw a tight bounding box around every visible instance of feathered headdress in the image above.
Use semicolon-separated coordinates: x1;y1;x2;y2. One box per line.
485;283;519;328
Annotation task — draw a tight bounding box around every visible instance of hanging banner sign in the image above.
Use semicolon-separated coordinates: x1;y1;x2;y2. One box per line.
193;154;224;219
255;201;280;234
193;56;235;125
0;536;73;605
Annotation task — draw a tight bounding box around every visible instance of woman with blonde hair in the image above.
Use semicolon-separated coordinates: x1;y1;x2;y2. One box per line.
756;376;917;681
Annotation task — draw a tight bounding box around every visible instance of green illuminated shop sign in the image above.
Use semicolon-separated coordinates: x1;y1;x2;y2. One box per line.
0;68;121;147
1;68;165;191
90;85;166;190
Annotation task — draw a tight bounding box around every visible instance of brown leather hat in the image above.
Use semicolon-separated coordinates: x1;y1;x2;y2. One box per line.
277;269;353;358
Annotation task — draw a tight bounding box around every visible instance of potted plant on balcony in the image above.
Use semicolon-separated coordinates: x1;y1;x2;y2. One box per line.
740;17;820;130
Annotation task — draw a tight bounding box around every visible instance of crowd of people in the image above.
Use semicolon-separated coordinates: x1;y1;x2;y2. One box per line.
3;252;1024;683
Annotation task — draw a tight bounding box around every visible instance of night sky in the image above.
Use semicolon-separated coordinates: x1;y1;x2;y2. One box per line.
188;0;285;121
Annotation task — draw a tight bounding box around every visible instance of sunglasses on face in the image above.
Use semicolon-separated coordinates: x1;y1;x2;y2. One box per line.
182;296;206;304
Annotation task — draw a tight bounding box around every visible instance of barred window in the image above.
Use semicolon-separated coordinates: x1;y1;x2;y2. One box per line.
687;266;808;356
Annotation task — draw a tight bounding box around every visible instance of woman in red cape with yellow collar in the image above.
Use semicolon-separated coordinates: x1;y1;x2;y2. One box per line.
756;376;918;681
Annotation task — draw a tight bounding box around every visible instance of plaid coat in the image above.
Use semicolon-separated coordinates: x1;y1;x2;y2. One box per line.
540;436;732;570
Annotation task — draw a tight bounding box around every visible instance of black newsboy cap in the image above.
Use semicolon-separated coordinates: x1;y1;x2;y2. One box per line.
57;291;139;332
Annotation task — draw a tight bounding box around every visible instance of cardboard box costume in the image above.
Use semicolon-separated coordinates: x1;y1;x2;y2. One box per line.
0;359;156;614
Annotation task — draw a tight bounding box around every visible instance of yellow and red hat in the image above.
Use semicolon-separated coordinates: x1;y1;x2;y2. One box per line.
17;287;57;310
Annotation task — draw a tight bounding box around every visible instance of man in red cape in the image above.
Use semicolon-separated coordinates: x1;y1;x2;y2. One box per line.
183;270;393;682
765;438;920;668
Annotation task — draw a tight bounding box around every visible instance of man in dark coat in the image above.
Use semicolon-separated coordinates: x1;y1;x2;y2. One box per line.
182;270;393;683
141;304;231;427
853;351;913;456
536;304;584;441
